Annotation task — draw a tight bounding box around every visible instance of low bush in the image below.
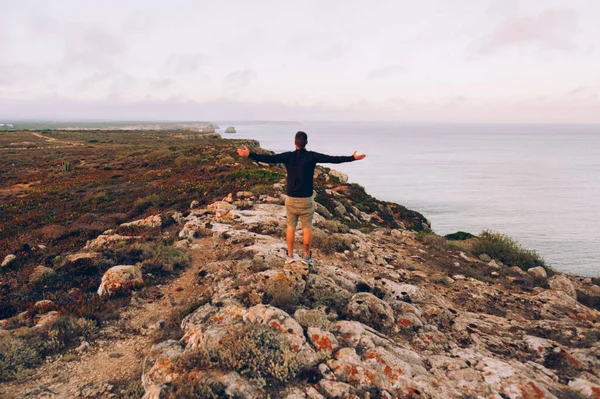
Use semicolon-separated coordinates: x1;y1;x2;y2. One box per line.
471;230;550;273
229;169;284;184
294;309;332;331
132;194;165;215
321;234;356;255
316;219;349;234
0;334;43;382
213;324;301;386
139;243;191;273
42;315;98;351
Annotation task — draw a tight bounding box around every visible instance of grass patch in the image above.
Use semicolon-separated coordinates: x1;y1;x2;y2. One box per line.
229;169;284;184
471;230;550;273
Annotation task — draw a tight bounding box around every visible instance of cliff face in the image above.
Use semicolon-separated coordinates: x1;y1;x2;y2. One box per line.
1;135;600;398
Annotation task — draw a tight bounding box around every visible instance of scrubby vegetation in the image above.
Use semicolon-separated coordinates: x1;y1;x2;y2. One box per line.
472;230;550;272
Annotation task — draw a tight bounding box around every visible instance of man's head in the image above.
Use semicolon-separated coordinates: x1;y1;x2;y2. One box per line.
295;131;308;149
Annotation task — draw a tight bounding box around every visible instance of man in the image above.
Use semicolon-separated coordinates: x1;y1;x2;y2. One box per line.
237;131;366;266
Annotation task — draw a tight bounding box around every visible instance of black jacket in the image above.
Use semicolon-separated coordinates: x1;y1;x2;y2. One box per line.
249;149;355;198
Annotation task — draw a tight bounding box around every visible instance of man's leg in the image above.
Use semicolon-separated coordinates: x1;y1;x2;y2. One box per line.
286;224;296;256
302;227;312;256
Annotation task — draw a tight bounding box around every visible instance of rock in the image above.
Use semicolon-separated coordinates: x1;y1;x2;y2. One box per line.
85;234;140;250
141;340;184;399
97;265;143;296
207;201;237;219
307;327;339;352
76;341;90;353
1;254;16;268
315;202;333;218
29;266;56;284
548;274;577;299
33;310;60;328
527;266;548;279
236;191;254;199
318;380;355;398
61;252;101;266
568;375;600;398
333;201;346;217
223;193;234;203
173;240;190;250
171;212;183;224
479;253;492;262
120;214;162;228
488;259;503;269
224;126;236;133
459;252;479;263
190;200;200;209
345;293;395;331
34;299;56;314
329;169;348;184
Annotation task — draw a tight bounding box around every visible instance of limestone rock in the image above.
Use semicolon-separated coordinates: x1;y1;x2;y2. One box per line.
142;340;184;399
329;169;348;183
190;200;200;209
315;202;333;218
120;214;162;228
527;266;548;279
1;254;16;268
97;265;143;296
33;310;60;328
85;234;140;250
29;266;56;284
224;126;236;133
345;293;395;331
307;327;339;352
548;274;577;299
33;299;56;314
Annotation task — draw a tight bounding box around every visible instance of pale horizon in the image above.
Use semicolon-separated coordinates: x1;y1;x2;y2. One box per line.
1;0;599;123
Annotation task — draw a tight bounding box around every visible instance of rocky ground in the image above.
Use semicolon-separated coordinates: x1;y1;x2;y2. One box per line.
2;176;600;398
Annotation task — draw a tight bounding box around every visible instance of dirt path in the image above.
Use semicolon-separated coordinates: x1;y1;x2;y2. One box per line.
30;132;83;147
0;239;215;399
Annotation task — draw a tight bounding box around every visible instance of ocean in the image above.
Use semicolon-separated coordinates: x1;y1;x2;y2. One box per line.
223;122;600;277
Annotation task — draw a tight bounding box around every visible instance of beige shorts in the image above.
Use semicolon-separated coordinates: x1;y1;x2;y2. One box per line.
285;195;315;229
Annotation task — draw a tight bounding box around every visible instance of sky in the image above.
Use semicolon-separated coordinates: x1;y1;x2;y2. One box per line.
0;0;599;123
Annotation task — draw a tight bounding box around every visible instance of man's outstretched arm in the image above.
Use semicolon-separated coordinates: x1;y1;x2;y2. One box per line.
313;150;366;164
237;145;290;164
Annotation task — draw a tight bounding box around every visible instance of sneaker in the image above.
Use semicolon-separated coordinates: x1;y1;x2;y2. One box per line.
302;251;313;267
286;254;296;264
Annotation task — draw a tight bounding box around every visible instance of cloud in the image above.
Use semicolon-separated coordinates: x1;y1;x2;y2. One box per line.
161;53;208;76
367;65;405;79
223;69;257;91
472;9;579;55
314;44;344;61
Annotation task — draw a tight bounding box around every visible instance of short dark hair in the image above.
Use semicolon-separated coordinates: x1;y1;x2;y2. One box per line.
295;131;308;149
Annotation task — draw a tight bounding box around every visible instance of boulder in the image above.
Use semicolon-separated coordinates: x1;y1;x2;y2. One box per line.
33;299;56;314
527;266;548;280
548;274;577;299
329;169;348;184
344;293;395;331
120;214;162;228
97;265;143;296
479;253;492;262
29;266;56;284
315;202;332;218
142;340;184;399
33;310;60;328
190;200;200;209
307;327;339;352
85;234;140;250
224;126;236;133
1;254;16;268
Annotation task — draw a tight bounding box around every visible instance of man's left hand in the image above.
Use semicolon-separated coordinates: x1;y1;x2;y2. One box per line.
353;150;366;160
237;145;250;157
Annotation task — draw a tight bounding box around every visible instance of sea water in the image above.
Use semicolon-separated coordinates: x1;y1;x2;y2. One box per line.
225;122;600;277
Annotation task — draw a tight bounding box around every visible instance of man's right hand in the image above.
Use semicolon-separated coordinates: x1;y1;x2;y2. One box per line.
237;145;250;157
353;150;366;160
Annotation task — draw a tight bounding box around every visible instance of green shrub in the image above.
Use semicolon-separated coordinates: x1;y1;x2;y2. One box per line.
132;194;165;214
294;309;332;331
445;231;475;241
471;230;549;272
174;156;199;168
229;169;284;183
316;219;349;234
263;279;300;315
61;161;72;173
213;324;301;386
0;335;43;382
140;243;191;273
321;234;356;255
43;316;98;351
